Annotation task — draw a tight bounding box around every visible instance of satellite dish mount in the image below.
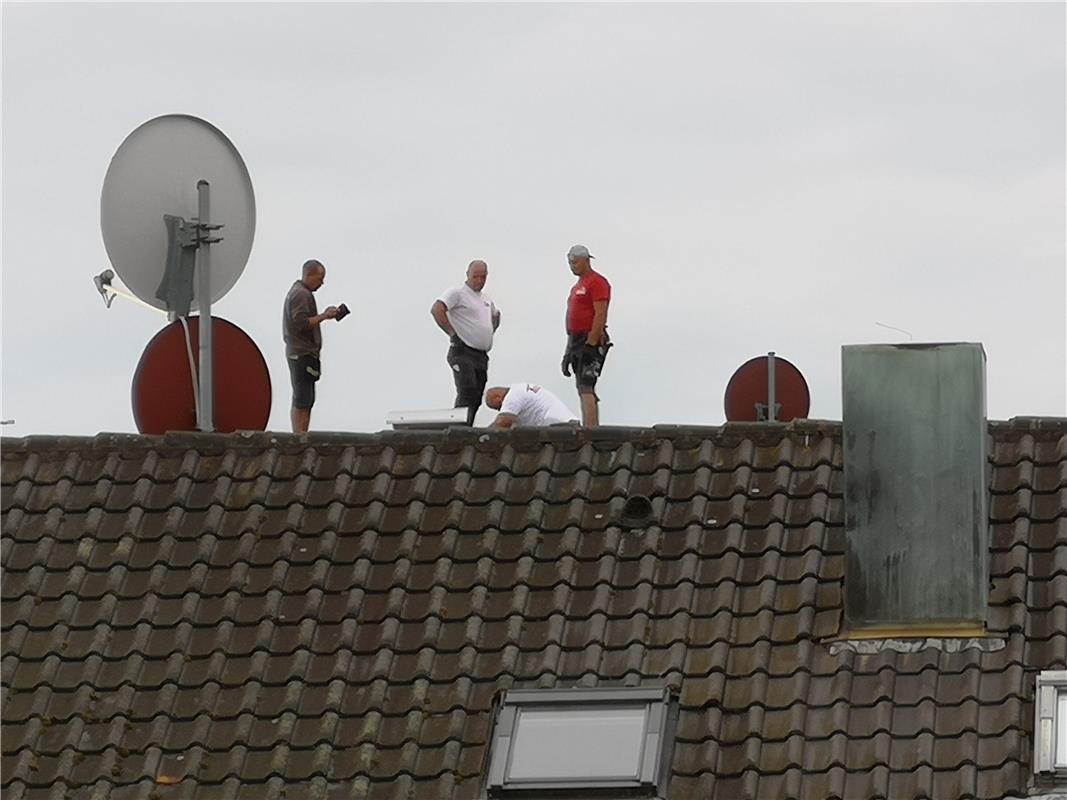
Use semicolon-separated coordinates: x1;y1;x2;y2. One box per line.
755;351;779;422
155;180;226;429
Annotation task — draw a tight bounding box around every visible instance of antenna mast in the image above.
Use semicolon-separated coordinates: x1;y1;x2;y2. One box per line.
197;180;214;430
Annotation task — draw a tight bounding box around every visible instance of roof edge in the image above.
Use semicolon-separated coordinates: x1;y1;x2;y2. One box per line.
1;416;1061;453
1;421;839;453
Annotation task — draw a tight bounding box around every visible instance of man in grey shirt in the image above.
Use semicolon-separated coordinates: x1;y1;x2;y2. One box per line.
283;259;338;433
430;260;501;425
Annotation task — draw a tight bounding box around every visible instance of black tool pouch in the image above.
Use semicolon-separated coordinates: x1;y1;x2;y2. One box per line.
581;331;612;358
304;355;322;382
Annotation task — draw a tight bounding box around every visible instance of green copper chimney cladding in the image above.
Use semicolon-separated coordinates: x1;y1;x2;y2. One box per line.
842;343;988;630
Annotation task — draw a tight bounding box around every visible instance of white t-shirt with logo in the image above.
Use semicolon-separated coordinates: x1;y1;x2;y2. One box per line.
437;283;497;352
500;383;578;426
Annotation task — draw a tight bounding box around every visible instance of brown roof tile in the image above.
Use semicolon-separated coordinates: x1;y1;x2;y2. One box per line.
3;420;1066;799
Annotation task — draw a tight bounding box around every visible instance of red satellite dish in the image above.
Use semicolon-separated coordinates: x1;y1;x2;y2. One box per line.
132;317;271;434
724;353;810;422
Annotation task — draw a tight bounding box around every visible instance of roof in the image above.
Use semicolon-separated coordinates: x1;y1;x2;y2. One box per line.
2;418;1066;800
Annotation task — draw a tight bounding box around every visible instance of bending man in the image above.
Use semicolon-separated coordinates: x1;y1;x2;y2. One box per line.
485;384;579;429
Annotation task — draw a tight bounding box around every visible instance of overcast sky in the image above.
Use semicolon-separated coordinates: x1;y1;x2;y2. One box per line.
2;2;1064;436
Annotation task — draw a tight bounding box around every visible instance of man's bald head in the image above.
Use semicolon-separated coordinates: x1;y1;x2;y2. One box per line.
484;386;508;409
466;260;488;292
302;259;326;291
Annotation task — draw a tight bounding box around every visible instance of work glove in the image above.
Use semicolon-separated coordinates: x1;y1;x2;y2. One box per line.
561;351;571;377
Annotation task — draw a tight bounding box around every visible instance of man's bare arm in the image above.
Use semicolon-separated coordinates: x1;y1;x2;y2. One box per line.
492;309;501;331
490;413;517;430
430;301;455;336
587;300;609;345
308;307;338;328
292;302;337;331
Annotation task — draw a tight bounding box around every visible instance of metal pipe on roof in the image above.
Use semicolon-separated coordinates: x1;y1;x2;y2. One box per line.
196;180;214;433
767;351;777;422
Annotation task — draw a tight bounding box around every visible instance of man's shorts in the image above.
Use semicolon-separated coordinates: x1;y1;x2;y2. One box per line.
288;354;319;410
567;333;610;394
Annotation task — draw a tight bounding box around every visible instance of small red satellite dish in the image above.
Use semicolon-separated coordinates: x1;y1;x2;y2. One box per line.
724;353;810;422
132;317;270;434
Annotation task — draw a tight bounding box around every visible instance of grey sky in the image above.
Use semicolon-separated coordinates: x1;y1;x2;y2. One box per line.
2;2;1064;435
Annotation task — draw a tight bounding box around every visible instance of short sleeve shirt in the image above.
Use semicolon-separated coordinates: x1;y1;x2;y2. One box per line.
566;269;611;334
283;280;321;358
437;283;497;352
500;383;578;426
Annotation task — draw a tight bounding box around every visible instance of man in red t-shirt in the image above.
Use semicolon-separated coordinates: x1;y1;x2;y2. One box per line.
561;244;612;426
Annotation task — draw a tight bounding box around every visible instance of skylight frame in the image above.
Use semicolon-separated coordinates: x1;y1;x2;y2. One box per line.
1035;670;1067;779
484;686;676;798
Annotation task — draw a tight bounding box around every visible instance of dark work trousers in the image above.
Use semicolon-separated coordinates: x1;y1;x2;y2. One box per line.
447;339;489;426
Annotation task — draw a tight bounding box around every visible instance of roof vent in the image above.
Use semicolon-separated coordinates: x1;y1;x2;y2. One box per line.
620;495;655;528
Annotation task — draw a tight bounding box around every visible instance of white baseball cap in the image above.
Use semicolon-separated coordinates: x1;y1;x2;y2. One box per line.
567;244;595;260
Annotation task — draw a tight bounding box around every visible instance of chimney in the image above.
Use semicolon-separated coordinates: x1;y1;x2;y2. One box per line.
842;343;988;634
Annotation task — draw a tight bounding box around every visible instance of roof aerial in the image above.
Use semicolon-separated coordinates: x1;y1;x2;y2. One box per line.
100;114;255;312
724;352;811;423
98;114;263;434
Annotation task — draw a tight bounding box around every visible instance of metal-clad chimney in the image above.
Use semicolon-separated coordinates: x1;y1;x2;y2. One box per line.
842;343;988;633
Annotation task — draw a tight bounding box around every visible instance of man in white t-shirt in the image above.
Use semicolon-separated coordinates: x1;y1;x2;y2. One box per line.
485;384;580;429
430;260;501;425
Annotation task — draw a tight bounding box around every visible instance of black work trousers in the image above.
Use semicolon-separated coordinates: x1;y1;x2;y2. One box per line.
447;339;489;426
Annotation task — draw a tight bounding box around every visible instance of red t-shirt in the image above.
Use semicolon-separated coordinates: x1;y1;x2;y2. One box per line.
566;269;611;334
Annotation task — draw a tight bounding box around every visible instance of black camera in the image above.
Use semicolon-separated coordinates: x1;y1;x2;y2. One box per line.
335;303;350;321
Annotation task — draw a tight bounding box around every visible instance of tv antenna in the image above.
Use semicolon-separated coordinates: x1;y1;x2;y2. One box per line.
724;352;811;422
874;321;915;341
99;114;256;432
132;317;271;434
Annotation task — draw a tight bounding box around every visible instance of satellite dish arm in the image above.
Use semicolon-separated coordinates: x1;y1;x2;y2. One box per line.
93;270;166;315
94;269;116;308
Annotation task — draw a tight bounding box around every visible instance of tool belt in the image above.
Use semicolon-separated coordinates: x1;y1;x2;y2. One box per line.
567;331;612;358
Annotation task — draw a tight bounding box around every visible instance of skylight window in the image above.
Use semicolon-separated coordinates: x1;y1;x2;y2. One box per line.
484;686;676;798
1035;671;1067;776
509;706;647;781
1059;692;1067;766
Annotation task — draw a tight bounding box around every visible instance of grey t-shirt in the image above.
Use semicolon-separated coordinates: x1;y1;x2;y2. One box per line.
283;280;321;358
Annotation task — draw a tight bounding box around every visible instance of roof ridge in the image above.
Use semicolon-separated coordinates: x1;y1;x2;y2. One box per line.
0;422;846;453
4;417;1066;454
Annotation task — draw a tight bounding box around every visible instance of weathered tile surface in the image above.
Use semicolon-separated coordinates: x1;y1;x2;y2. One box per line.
2;419;1065;799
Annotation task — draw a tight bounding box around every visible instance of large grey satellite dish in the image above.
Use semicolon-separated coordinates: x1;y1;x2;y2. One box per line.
100;114;255;311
